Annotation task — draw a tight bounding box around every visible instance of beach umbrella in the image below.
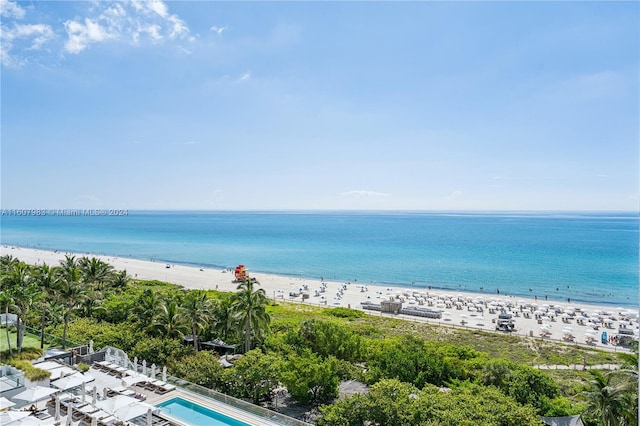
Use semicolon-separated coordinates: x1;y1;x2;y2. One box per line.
122;374;147;387
92;416;98;426
92;386;98;406
0;410;30;423
0;396;15;410
162;366;167;382
81;381;86;403
51;375;83;393
114;400;157;421
7;415;49;425
96;395;139;414
12;386;58;403
66;406;73;426
54;395;60;422
146;408;153;426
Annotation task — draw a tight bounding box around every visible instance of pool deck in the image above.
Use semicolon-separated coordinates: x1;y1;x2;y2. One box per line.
90;366;291;426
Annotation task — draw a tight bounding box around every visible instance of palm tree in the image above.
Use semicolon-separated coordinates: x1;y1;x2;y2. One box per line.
230;279;270;353
33;263;60;349
79;257;114;291
152;297;188;339
134;289;159;329
79;288;105;318
3;262;34;354
0;289;15;358
210;295;234;340
57;263;86;349
60;255;78;275
583;370;633;426
111;270;129;289
12;280;42;354
178;290;212;350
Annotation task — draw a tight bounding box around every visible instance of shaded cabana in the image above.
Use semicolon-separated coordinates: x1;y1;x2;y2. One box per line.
201;338;238;355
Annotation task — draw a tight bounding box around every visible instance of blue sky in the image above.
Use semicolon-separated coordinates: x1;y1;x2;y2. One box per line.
1;1;638;211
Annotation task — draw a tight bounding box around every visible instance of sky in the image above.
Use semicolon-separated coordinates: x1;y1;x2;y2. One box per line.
1;0;638;211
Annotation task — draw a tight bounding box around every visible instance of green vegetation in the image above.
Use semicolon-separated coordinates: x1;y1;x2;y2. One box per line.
1;254;637;425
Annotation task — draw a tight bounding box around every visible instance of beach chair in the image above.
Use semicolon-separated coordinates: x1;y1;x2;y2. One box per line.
97;415;118;425
73;404;99;421
148;380;176;394
35;409;52;420
83;409;112;426
93;361;112;372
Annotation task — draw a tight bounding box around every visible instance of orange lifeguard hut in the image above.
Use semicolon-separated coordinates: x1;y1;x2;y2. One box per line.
234;265;250;282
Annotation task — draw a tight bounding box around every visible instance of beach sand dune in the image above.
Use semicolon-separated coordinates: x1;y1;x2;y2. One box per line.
2;245;637;353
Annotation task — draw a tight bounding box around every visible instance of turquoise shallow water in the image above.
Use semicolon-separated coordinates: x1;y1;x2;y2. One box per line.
1;211;637;307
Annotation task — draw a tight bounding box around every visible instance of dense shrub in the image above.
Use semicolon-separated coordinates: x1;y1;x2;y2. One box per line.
324;307;365;319
130;337;185;368
9;359;51;382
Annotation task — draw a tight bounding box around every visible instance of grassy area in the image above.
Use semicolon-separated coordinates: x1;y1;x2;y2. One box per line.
0;328;49;353
268;301;630;367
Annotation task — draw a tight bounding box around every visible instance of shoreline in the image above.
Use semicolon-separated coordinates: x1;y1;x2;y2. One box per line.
2;245;638;353
3;242;636;310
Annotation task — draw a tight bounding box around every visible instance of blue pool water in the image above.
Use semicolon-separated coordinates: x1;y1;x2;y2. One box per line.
156;397;250;426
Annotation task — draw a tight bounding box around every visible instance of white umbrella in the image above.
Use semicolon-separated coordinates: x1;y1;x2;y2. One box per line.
0;411;30;423
96;395;138;414
6;416;48;425
92;386;98;406
51;372;88;390
54;396;60;423
66;406;73;426
162;366;167;382
0;396;15;410
12;386;58;403
122;374;147;387
91;416;98;426
146;407;153;426
114;401;157;421
81;381;86;403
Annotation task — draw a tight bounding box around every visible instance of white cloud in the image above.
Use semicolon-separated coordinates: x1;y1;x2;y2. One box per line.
147;0;168;18
240;71;251;80
184;141;200;145
1;0;192;66
210;25;227;36
60;0;190;54
340;190;391;198
64;18;111;54
0;0;25;19
1;23;55;67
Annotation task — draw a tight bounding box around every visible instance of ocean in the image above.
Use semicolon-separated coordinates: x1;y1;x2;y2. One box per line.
1;211;637;308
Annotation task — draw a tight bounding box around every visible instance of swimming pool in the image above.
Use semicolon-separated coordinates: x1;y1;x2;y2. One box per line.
156;397;250;426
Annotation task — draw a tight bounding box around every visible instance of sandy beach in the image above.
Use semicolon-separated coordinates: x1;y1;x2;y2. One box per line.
2;245;638;354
